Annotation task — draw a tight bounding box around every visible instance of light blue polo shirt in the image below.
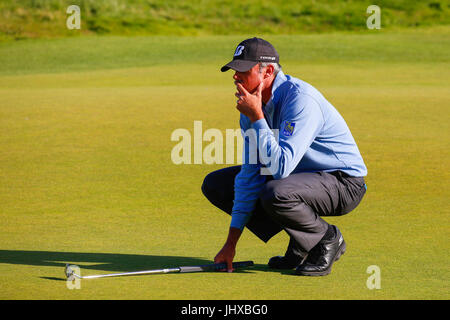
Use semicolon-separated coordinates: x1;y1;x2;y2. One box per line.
231;70;367;230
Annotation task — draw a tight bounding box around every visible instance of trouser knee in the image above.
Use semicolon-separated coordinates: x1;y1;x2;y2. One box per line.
201;166;240;213
201;171;217;201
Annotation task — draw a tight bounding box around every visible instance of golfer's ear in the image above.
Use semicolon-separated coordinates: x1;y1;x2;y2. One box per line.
264;64;274;78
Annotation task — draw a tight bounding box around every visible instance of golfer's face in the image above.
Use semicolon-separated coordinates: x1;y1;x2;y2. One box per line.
233;64;262;94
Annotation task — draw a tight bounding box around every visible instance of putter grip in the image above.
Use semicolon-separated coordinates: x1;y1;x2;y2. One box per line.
179;260;254;273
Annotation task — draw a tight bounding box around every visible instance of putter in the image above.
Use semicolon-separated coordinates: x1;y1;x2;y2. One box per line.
65;261;254;280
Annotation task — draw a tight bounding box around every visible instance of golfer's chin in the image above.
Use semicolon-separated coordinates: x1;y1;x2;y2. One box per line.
246;85;259;94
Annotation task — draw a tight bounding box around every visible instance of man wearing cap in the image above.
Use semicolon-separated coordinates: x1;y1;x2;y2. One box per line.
201;38;367;276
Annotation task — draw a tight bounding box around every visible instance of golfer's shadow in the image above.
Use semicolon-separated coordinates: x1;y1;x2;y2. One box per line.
0;250;218;281
0;250;285;281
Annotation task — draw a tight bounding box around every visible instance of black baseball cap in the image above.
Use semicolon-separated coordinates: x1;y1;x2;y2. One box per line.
221;37;279;72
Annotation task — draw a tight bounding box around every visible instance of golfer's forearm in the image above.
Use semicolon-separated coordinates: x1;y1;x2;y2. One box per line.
225;227;242;247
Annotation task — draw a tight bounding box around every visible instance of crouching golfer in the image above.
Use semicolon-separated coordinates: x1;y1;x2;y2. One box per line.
201;38;367;276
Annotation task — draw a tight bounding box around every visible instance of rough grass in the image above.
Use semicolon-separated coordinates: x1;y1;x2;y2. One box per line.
0;0;449;40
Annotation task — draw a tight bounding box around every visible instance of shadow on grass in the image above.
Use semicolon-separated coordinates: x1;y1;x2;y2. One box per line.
251;263;295;276
0;250;287;280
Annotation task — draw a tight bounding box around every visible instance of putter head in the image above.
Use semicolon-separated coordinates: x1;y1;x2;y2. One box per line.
65;264;76;281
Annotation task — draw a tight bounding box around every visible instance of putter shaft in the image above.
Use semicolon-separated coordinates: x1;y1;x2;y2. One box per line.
72;267;181;279
65;261;253;280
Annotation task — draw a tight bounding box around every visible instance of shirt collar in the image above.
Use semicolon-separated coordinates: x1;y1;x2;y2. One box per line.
269;70;286;105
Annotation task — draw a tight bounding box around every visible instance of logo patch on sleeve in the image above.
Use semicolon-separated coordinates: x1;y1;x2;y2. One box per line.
283;121;295;136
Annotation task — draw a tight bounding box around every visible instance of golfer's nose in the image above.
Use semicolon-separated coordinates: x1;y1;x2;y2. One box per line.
233;72;239;80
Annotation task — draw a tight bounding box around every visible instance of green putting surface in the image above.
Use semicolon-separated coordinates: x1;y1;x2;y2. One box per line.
0;29;449;299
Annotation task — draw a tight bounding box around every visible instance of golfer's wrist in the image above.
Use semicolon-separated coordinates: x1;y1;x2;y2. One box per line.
226;227;242;246
249;112;264;123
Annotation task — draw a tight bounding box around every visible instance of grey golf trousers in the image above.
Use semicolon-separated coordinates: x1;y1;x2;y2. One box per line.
201;166;366;258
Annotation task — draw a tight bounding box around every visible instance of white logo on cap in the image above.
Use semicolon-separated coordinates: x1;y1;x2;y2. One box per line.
234;45;244;56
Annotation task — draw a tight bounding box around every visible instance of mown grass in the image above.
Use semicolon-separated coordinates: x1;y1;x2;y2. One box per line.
1;0;449;40
0;29;449;299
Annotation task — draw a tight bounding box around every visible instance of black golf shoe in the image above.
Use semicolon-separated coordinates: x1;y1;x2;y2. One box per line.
294;225;346;276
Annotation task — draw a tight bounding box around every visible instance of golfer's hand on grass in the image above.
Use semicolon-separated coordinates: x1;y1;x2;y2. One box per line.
235;81;264;123
214;243;235;273
214;227;242;272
